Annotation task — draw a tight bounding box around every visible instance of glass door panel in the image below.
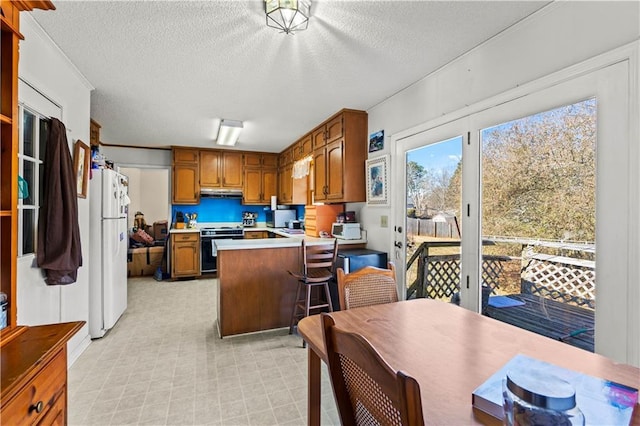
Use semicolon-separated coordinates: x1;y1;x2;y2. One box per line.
405;136;463;301
480;98;596;352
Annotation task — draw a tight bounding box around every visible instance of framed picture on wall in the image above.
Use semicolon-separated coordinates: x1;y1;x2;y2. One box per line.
74;140;90;198
369;130;384;153
366;155;389;206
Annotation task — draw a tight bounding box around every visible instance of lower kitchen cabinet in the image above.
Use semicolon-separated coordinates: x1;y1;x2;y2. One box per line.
171;232;201;278
1;322;84;426
244;230;269;239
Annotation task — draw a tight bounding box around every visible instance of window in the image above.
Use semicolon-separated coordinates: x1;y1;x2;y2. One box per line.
18;106;48;256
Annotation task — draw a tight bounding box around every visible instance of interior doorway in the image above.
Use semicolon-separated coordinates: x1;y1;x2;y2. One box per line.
119;167;170;232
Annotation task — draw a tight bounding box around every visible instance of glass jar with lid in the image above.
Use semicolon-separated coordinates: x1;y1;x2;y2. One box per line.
502;369;585;426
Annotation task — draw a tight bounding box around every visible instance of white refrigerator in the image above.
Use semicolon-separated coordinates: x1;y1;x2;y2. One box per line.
89;168;129;338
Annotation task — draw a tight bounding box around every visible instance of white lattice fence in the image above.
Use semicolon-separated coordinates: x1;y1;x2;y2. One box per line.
521;253;595;309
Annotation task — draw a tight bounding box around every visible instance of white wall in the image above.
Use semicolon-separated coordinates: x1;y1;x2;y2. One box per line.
102;145;171;168
121;167;170;230
17;14;95;364
363;1;639;366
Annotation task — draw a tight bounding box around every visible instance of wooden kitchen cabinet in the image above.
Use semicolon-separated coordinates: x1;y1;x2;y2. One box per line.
299;133;313;157
200;150;244;190
278;163;292;204
311;109;367;203
89;119;101;146
244;152;278;168
172;148;200;204
200;150;222;187
243;167;277;205
1;322;83;426
221;151;243;188
171;232;201;278
244;230;268;239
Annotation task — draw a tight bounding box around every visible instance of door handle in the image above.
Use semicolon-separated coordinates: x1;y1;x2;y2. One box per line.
394;241;403;248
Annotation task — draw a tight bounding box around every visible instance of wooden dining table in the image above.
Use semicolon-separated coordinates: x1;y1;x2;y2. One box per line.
297;298;640;425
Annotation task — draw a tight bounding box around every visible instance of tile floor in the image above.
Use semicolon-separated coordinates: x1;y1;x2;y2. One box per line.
68;276;339;425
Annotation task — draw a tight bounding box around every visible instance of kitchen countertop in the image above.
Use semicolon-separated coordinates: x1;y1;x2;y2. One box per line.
216;228;367;250
168;225;367;248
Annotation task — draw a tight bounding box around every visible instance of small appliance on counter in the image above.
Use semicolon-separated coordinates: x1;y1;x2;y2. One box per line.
266;209;296;228
242;211;257;227
287;220;301;229
331;222;361;240
336;211;357;223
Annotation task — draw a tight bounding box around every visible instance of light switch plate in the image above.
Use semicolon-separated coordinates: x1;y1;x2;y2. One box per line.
381;215;388;228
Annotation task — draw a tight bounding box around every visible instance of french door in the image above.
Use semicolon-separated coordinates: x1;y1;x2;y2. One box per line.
394;60;630;360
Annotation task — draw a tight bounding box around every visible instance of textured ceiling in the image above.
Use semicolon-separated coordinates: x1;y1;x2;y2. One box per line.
30;1;549;153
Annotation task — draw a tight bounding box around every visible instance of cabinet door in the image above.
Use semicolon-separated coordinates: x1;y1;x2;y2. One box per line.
262;154;278;168
173;148;199;163
200;150;221;187
326;115;344;144
300;134;313;157
262;168;278;202
278;165;291;203
326;139;344;200
313;148;327;201
222;152;243;188
312;126;326;150
244;153;262;167
172;237;200;277
243;168;263;204
173;163;199;204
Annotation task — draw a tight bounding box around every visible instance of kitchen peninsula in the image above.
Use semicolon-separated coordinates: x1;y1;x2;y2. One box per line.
216;234;366;337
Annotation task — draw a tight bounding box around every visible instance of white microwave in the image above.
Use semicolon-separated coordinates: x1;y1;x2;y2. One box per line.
331;223;361;240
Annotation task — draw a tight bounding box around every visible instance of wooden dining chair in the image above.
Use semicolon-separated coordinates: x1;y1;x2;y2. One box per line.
289;240;338;336
337;262;398;310
321;313;425;426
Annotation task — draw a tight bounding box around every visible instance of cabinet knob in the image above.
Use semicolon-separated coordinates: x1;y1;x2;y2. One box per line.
30;401;44;414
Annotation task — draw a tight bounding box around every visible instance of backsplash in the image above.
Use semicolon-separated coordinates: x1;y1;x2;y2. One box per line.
172;198;304;225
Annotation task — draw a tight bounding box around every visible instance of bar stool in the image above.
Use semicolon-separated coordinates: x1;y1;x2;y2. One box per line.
289;240;338;343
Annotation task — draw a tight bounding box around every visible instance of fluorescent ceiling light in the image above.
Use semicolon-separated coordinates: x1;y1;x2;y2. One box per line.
216;120;243;146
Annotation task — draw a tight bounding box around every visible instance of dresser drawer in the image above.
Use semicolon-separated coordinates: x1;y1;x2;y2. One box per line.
1;348;66;425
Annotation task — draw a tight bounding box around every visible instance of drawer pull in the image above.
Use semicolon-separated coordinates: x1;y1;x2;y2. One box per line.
30;401;44;414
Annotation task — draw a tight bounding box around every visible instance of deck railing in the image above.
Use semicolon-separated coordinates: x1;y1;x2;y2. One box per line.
406;239;596;308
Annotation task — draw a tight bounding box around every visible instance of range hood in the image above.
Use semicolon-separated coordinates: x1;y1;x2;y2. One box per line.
200;188;243;198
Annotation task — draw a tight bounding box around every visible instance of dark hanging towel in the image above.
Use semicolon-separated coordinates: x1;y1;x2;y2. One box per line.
37;118;82;285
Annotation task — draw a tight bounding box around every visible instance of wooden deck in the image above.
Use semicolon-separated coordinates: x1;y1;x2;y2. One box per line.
484;293;594;352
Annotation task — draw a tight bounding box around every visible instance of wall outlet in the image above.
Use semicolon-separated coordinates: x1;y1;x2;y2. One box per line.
380;215;388;228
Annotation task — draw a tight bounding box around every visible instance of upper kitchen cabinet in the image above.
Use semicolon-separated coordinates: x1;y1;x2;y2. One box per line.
243;152;278;205
89;119;101;146
312;109;367;203
299;133;313;158
312;114;343;150
243;167;277;205
172;148;200;204
199;150;244;190
244;152;278;168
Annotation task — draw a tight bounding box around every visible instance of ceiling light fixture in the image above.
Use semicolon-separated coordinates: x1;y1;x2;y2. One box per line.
216;120;243;146
265;0;310;35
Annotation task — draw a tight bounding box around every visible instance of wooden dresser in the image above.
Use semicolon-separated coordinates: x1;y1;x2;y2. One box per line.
1;322;84;425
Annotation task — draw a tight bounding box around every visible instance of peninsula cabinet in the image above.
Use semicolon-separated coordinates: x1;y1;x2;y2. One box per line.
172;148;200;204
200;150;244;190
171;232;201;279
311;109;367;203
